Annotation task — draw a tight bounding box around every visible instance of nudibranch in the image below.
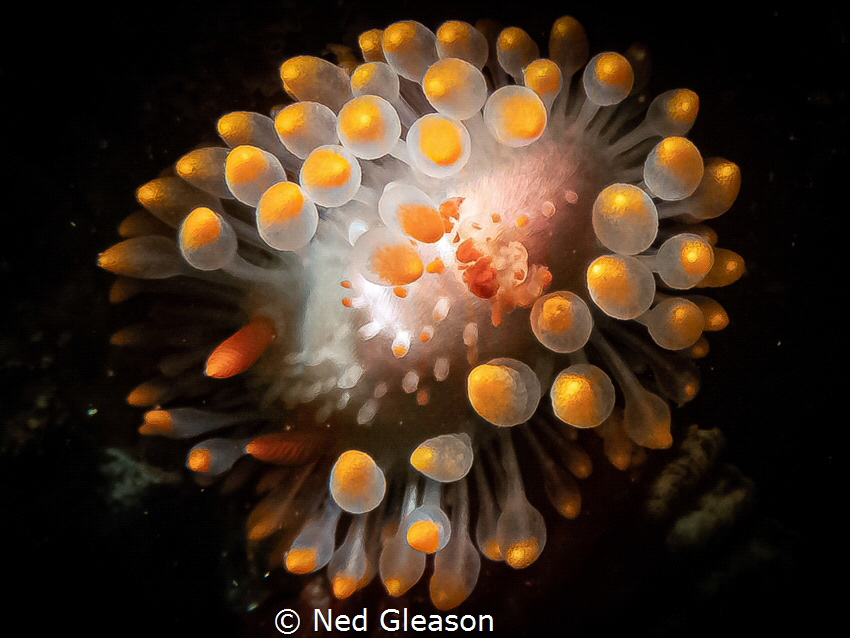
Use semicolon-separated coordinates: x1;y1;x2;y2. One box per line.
100;15;743;610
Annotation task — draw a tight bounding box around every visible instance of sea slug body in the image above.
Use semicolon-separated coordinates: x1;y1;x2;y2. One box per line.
100;14;743;610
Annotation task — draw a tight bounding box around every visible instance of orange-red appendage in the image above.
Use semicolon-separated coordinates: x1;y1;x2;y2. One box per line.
245;431;327;465
205;316;277;378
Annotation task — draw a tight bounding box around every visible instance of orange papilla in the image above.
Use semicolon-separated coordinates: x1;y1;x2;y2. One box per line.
245;431;326;465
382;21;416;53
418;117;463;166
97;239;146;275
302;148;351;189
217;112;254;142
595;52;632;86
118;210;172;239
350;63;376;91
108;278;140;304
258;182;304;225
183;207;222;250
339;98;385;143
226;146;267;184
697;248;745;287
280;56;320;93
139;409;173;435
332;576;358;599
274;104;306;137
370;243;423;286
436;20;468;44
525;59;560;95
359;29;385;62
187;447;212;473
668;89;699;124
407;520;440;553
205;316;277;378
127;382;162;407
398;203;445;243
500;94;545;140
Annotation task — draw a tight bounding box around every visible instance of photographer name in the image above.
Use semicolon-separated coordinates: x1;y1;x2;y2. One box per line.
314;608;494;632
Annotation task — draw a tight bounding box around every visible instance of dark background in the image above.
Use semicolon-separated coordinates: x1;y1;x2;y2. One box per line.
3;1;839;635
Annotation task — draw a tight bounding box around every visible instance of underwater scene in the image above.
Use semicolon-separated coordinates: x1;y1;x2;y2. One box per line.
3;1;835;636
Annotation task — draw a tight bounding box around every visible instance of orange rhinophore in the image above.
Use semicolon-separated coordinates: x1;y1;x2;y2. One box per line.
205;316;277;378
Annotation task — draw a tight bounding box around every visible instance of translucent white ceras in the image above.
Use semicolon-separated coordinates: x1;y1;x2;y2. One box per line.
99;14;744;610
